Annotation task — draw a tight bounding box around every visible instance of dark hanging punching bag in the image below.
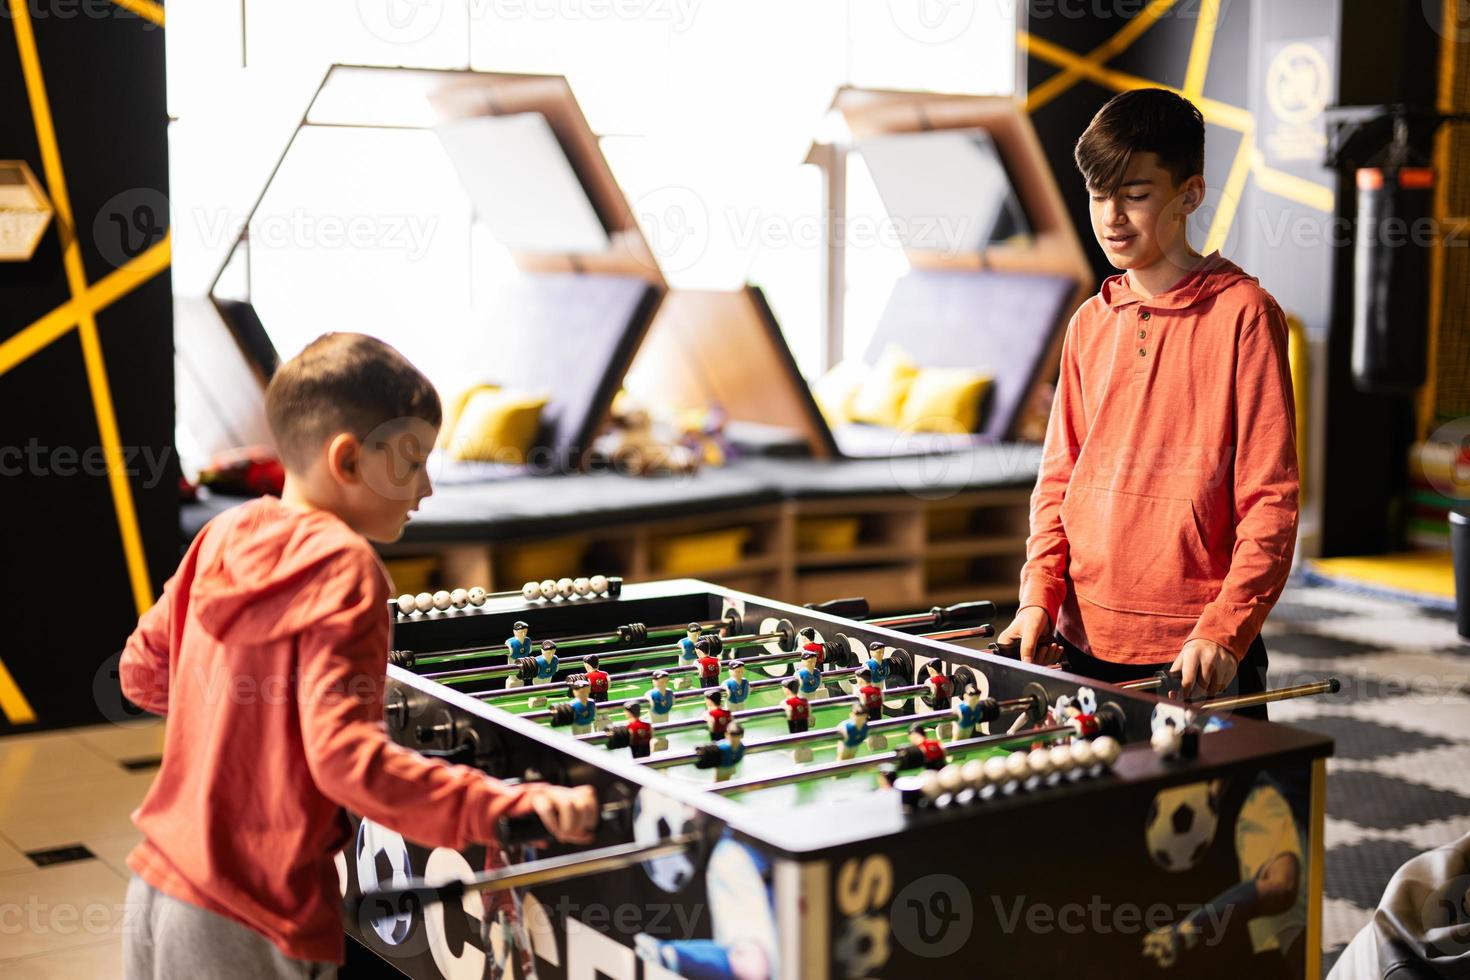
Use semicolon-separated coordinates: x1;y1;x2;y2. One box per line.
1352;165;1434;394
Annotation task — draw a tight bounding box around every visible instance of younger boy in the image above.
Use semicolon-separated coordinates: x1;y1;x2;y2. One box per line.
119;333;596;978
1001;89;1298;710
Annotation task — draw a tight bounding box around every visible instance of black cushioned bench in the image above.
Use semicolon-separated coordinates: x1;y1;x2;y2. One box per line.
181;445;1042;546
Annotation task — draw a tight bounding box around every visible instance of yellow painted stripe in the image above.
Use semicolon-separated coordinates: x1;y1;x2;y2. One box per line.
1306;758;1326;980
1025;0;1178;112
1204;129;1255;253
1021;32;1254;132
0;235;171;377
110;0;164;26
76;316;155;614
11;0;155;616
1251;155;1335;212
1419;0;1458;439
0;656;37;726
1181;0;1222;98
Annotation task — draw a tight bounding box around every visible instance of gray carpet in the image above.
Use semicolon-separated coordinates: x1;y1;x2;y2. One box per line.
1262;580;1470;976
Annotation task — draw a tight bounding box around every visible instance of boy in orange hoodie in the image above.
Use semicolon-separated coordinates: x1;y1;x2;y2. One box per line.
1000;89;1298;711
119;333;596;978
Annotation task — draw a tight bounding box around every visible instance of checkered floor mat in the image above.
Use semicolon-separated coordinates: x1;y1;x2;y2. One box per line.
1262;579;1470;976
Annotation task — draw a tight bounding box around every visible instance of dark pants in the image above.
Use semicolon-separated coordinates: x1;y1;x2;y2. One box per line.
1056;633;1271;721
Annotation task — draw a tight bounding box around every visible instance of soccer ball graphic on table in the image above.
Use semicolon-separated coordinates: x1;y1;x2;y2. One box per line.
632;788;699;893
355;819;415;945
1144;781;1220;873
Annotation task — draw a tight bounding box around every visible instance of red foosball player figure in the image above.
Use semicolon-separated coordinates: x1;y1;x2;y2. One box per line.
704;688;731;741
797;626;826;668
923;662;955;710
622;700;652;758
583;654;611;703
908;722;946;770
695;638;722;689
855;667;884;721
782;678;810;734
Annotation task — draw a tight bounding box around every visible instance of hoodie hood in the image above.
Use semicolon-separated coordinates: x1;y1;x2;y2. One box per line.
191;496;377;644
1099;251;1255;312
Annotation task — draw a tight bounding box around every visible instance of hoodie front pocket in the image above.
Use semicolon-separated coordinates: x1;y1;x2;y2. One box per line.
1060;484;1221;616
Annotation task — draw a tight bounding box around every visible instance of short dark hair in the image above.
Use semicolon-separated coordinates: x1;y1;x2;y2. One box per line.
1074;88;1205;195
264;333;441;472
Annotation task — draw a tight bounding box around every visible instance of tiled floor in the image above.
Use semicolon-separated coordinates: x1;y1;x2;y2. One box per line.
0;582;1464;978
0;719;162;979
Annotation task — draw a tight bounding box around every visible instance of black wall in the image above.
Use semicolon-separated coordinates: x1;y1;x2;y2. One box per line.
0;2;174;733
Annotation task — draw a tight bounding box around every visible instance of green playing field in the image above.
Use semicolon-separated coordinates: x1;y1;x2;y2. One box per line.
455;651;1038;809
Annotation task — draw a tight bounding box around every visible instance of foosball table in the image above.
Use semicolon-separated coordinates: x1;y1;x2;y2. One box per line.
341;577;1336;980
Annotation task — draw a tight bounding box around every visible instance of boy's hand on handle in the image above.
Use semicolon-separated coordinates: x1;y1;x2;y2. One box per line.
997;606;1063;666
528;785;599;845
1169;639;1237;699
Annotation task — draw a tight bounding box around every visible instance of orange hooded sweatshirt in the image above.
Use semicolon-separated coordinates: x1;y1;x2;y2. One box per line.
1019;253;1299;664
121;497;534;964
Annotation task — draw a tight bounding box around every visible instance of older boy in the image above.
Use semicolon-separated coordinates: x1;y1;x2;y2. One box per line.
1002;89;1298;711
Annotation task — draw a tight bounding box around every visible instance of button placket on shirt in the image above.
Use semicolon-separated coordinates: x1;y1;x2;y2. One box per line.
1135;308;1151;365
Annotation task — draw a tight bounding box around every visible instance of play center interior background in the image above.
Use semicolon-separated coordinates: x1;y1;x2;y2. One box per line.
2;0;1470;977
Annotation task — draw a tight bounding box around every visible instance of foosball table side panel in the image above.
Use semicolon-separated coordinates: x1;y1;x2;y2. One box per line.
807;755;1323;980
341;811;808;980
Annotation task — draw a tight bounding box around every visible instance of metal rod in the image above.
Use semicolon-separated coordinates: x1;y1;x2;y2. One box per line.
1118;676;1165;691
516;667;867;723
413;616;723;665
1195;679;1340;713
708;725;1073;796
639;697;1031;769
423;628;784;681
919;625;996;644
354;835;697;912
466;642;795;699
578;683;928;743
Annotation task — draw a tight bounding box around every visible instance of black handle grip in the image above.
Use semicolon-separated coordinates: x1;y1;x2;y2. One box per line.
805;597;870;619
988;639;1021;660
495;798;626;848
932;601;996;627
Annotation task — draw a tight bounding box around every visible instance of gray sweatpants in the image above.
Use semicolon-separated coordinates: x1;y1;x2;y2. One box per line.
124;876;337;980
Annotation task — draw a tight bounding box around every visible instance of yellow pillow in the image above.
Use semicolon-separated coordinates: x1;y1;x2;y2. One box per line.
438;383;498;449
848;346;918;428
811;360;868;425
898;367;992;433
445;388;548;464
